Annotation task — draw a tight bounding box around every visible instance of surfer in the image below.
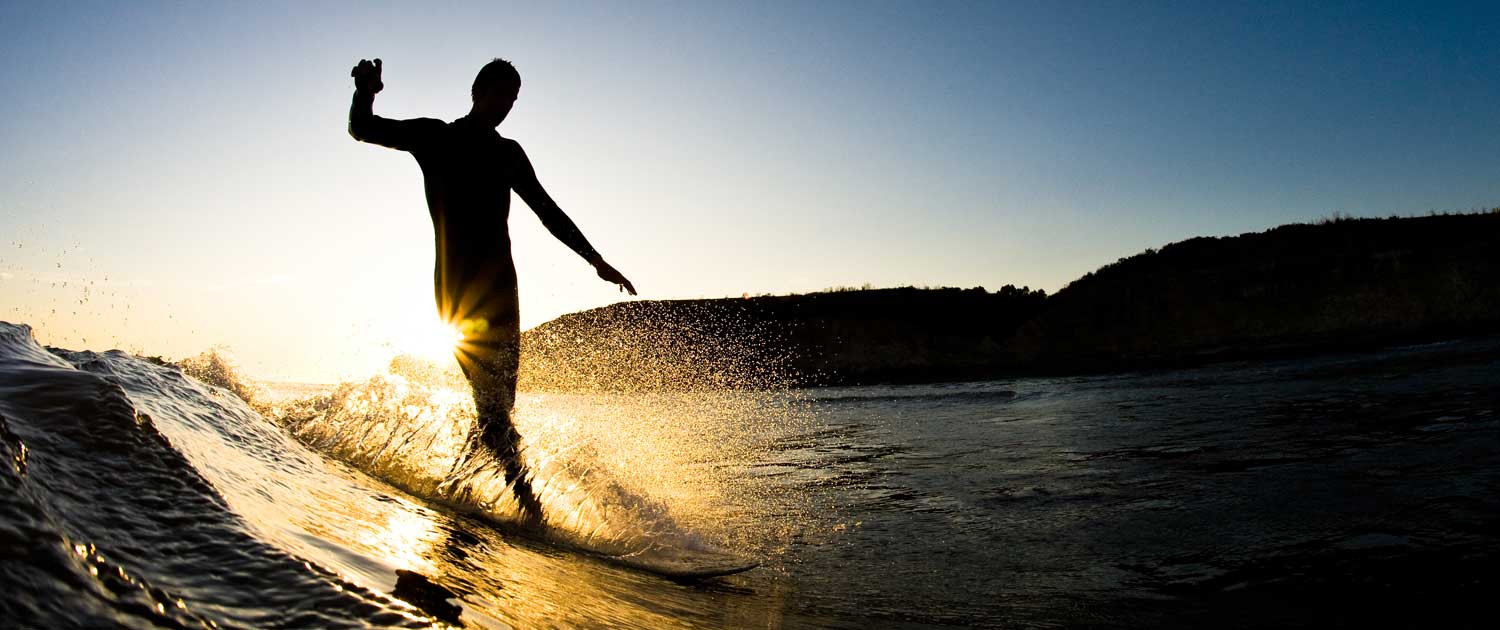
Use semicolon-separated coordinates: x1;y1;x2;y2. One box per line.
348;58;636;522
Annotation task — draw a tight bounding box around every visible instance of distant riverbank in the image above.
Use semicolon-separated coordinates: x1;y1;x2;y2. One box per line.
520;211;1500;391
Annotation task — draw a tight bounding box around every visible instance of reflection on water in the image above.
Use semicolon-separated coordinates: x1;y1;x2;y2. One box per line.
8;319;1497;628
362;508;442;578
271;357;812;558
231;338;1500;628
174;380;802;629
209;360;806;629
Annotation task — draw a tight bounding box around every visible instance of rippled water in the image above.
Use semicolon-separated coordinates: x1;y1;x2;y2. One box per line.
2;320;1497;628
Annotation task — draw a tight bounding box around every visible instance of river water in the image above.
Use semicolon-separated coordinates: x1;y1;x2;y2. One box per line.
2;320;1496;628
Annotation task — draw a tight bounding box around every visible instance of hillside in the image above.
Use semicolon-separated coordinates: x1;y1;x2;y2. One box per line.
518;285;1046;391
519;212;1500;390
1007;212;1500;372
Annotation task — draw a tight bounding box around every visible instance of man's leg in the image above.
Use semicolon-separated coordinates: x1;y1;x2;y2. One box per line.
459;336;545;523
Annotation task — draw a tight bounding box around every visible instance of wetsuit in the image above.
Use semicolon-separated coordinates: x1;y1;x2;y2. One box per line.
348;92;597;514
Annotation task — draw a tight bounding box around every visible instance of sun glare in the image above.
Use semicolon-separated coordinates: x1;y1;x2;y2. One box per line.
401;318;464;363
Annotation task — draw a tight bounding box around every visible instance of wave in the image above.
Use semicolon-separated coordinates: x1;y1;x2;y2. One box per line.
0;320;809;627
0;322;426;628
269;360;681;554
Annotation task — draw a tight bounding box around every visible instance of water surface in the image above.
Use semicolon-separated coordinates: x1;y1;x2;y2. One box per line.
2;322;1496;628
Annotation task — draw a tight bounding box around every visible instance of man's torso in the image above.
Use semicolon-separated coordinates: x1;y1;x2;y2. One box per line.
409;117;526;323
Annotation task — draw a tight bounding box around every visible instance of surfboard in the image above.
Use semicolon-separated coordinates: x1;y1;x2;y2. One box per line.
594;542;759;579
424;493;758;579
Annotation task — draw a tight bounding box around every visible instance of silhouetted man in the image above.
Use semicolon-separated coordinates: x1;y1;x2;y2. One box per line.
348;58;635;522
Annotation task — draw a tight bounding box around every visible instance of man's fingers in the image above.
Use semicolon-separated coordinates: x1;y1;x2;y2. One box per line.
596;263;636;295
351;59;384;93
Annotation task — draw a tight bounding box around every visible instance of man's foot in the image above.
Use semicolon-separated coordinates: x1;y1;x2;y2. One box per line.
445;438;545;525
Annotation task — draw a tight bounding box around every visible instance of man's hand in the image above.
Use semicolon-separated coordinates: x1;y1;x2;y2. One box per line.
351;58;383;94
594;260;637;296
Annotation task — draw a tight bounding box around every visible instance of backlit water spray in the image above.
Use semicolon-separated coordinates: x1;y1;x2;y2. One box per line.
207;305;816;558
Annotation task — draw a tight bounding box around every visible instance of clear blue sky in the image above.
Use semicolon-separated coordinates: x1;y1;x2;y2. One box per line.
3;1;1498;381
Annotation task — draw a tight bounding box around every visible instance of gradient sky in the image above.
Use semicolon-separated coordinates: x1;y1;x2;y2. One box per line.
3;1;1498;382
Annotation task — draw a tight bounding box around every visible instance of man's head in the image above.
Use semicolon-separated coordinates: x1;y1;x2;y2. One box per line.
471;58;521;125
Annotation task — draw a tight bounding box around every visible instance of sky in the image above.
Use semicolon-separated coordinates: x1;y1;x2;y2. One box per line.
3;1;1499;382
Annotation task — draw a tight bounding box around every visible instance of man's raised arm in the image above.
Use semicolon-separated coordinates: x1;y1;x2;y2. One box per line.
347;58;430;152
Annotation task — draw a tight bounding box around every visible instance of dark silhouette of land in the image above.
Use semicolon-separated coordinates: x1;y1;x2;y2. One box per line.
520;212;1500;390
520;285;1047;391
1010;211;1500;373
347;57;636;521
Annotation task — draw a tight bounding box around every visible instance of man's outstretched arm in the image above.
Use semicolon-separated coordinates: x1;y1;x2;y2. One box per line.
347;58;431;151
510;143;637;295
